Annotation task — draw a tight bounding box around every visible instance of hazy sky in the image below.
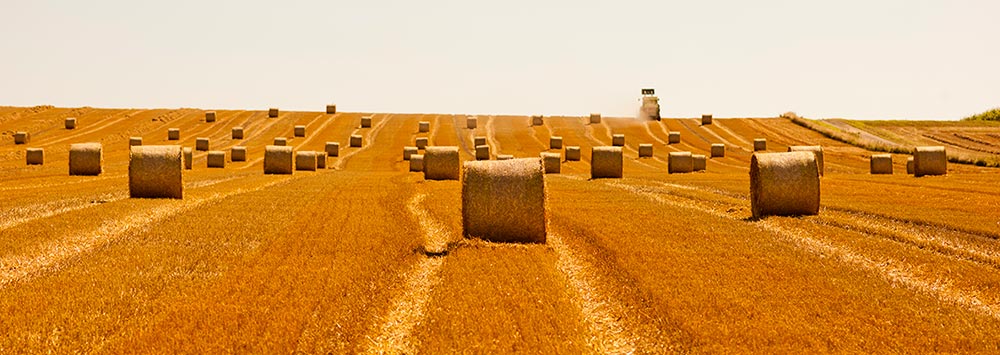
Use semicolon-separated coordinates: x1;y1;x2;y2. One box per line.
2;0;997;119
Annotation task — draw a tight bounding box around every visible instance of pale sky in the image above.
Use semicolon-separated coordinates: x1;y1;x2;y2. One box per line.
2;0;997;120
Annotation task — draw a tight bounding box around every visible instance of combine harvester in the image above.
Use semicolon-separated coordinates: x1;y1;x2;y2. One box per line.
640;88;660;121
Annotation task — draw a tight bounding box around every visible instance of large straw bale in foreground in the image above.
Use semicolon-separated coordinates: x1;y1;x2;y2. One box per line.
541;152;560;174
410;154;424;172
550;136;563;149
264;145;294;174
702;114;713;125
475;145;490;160
69;143;102;176
167;128;180;140
870;154;892;174
906;157;914;174
205;111;216;122
296;151;318;171
232;127;244;139
668;152;693;173
565;146;581;161
462;158;546;243
788;145;824;176
914;146;947;177
183;147;192;170
424;146;460;180
612;134;625;147
590;113;601;124
65;117;76;129
196;137;209;151
668;131;681;144
231;146;247;162
753;138;767;151
418;121;429;133
591;146;622;178
467;116;477;129
711;143;725;158
26;148;43;165
294;125;306;137
350;135;362;147
326;142;340;157
638;144;653;158
474;136;486;146
14;132;29;144
207;151;225;168
750;151;820;218
404;146;418;160
129;145;182;199
415;137;428;149
693;154;707;171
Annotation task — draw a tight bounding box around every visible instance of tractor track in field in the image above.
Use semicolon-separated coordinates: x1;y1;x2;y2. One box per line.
697;120;737;147
597;119;661;171
236;113;328;169
650;120;747;170
335;114;394;170
711;120;752;147
485;115;502;159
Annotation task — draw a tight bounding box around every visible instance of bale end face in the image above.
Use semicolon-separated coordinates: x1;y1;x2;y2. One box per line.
668;152;694;173
69;143;103;176
326;105;337;114
350;135;363;147
207;151;226;168
26;148;44;165
467;117;478;129
232;127;244;139
404;146;418;161
294;125;306;137
913;146;947;177
590;113;601;124
612;134;625;147
753;138;767;151
326;142;340;157
638;144;653;158
317;152;328;169
711;144;726;158
906;157;914;174
273;137;287;146
231;146;247;162
13;132;29;144
462;158;547;243
424;146;460;180
474;137;487;146
268;108;279;118
692;154;707;171
550;136;563;150
475;145;490;160
264;145;294;174
591;146;623;178
167;128;180;140
565;146;581;161
415;137;429;149
195;138;210;151
205;111;217;122
361;116;372;128
418;121;430;133
531;115;543;126
410;154;424;172
668;132;681;144
65;118;77;129
129;145;183;199
183;147;193;170
541;152;560;174
788;146;825;176
702;114;713;125
749;151;820;218
870;154;893;174
295;151;318;171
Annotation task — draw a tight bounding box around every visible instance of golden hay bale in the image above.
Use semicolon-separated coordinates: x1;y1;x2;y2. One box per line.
906;156;914;174
65;117;76;129
207;150;226;168
590;113;601;124
612;134;625;147
424;146;460;180
693;154;707;171
550;136;563;149
418;121;430;133
231;146;247;162
638;143;653;158
273;137;287;146
69;143;102;176
232;127;244;139
532;115;543;126
326;142;340;157
702;114;713;125
128;145;183;199
326;104;337;114
668;151;694;174
753;138;767;151
317;151;328;169
404;146;418;160
591;146;623;178
410;154;424;172
130;137;143;146
350;135;362;147
914;146;947;177
268;108;279;118
205;111;217;122
294;125;306;137
787;146;824;176
750;151;820;218
14;131;30;144
264;145;294;174
497;154;514;160
474;136;487;146
476;145;490;160
196;137;209;151
167;128;180;140
462;158;547;243
711;143;725;158
296;151;318;171
565;146;581;161
668;131;681;144
183;147;192;170
361;116;372;128
467;116;478;129
541;152;561;174
870;154;892;174
26;148;43;165
415;137;428;149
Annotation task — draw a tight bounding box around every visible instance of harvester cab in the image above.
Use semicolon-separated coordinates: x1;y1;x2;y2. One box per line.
640;88;661;121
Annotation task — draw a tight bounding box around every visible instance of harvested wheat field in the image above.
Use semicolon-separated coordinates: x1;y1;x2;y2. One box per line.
2;107;1000;353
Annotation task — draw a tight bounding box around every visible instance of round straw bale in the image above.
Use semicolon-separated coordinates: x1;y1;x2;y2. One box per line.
467;116;478;129
788;146;824;176
475;145;490;160
207;150;225;168
167;128;180;140
668;152;694;174
702;114;713;125
326;142;340;157
711;143;725;158
692;154;707;171
750;151;820;218
906;156;914;174
913;146;947;177
129;137;143;146
129;145;183;199
350;135;362;147
668;131;681;144
415;137;428;149
196;137;209;151
550;136;563;149
541;152;561;174
69;143;102;176
264;145;294;174
424;146;460;180
231;146;247;162
65;117;76;129
296;151;318;171
462;158;547;243
14;132;30;144
565;146;581;161
317;151;328;169
497;154;514;160
870;154;892;174
612;134;625;147
26;148;43;165
474;136;487;146
404;146;418;160
183;147;192;170
326;104;337;114
361;116;372;128
232;127;244;139
294;125;306;137
418;121;430;133
410;154;424;172
590;113;601;124
753;138;767;151
591;146;623;178
532;115;543;126
273;137;287;146
638;143;653;158
268;108;279;118
205;111;217;122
